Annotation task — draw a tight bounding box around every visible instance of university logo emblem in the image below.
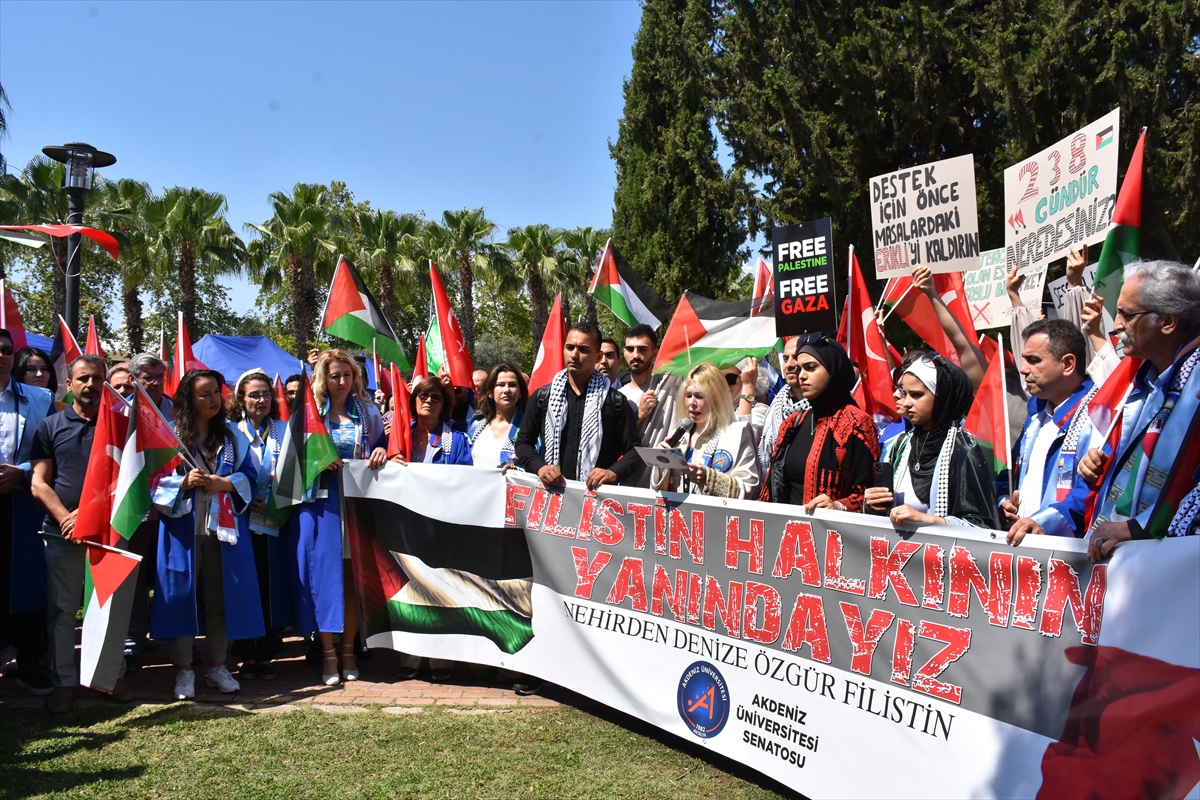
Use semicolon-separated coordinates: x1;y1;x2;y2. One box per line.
677;661;730;739
710;449;734;472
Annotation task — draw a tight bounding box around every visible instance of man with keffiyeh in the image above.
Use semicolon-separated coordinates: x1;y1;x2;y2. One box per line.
515;322;641;490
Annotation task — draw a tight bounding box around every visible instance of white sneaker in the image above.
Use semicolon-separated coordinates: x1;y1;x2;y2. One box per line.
207;665;240;694
174;668;196;700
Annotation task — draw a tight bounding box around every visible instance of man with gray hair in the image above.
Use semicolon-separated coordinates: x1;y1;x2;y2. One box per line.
1078;260;1200;560
128;353;173;417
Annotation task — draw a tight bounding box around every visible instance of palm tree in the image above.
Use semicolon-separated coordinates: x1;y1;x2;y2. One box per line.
422;208;505;358
245;183;341;357
0;157;70;313
506;224;566;348
144;187;244;336
93;178;155;352
561;227;610;325
358;209;419;325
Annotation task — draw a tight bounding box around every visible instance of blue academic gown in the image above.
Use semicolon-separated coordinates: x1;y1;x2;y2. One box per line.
150;423;265;642
1006;379;1094;538
8;380;54;615
237;417;294;630
287;401;385;635
424;420;475;466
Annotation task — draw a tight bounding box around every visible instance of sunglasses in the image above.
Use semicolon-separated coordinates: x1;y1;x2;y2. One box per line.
0;346;13;356
416;392;444;404
793;332;832;348
724;373;740;386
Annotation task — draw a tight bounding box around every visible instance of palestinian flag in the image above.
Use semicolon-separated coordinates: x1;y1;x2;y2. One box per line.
321;255;410;371
424;316;445;376
1081;355;1144;531
0;280;28;350
750;257;773;317
85;314;105;359
48;315;82;403
273;372;338;508
1093;129;1179;319
964;334;1011;475
1145;405;1200;538
588;239;671;329
429;262;474;388
110;387;188;540
170;311;210;392
528;293;565;393
73;385;131;546
79;541;141;693
652;292;780;376
160;324;174;398
344;462;534;655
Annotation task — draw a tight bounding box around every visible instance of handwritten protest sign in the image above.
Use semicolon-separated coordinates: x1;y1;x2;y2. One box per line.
964;248;1048;329
870;154;979;279
1004;109;1120;273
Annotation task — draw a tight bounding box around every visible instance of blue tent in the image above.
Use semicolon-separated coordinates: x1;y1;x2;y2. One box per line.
25;332;52;353
193;335;306;387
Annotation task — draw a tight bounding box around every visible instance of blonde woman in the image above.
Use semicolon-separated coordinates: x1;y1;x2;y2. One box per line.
287;349;387;686
651;362;759;499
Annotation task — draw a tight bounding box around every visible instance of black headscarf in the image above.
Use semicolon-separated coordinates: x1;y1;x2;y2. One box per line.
905;356;974;505
798;338;856;417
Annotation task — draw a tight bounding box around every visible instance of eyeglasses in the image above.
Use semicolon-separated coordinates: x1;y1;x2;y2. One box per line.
246;391;272;401
416;392;443;404
0;346;13;356
1115;309;1153;323
793;332;832;348
724;373;740;386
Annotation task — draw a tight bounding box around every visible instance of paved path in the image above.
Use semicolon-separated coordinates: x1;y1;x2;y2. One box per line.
0;635;571;714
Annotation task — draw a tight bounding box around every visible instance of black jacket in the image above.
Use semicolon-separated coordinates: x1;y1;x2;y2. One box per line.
515;383;642;483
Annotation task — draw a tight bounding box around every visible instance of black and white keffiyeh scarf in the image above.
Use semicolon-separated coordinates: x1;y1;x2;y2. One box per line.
542;369;608;479
758;388;809;476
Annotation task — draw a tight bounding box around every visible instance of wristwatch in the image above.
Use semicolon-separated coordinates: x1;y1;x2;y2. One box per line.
739;393;755;404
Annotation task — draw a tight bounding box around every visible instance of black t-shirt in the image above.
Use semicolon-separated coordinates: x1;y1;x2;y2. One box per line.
30;406;96;513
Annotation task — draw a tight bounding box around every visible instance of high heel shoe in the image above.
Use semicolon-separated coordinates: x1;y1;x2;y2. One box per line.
321;648;340;686
340;648;359;682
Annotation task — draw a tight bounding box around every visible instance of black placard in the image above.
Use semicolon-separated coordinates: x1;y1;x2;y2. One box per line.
771;217;838;336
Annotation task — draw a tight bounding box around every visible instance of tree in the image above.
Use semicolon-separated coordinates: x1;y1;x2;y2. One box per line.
561;227;610;325
0;157;71;314
144;187;244;336
93;178;154;353
422;208;506;359
715;0;1199;270
358;208;419;325
610;0;749;304
245;183;341;358
505;224;566;349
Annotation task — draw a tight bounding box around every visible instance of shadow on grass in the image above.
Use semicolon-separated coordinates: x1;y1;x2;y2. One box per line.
543;686;808;800
0;703;247;798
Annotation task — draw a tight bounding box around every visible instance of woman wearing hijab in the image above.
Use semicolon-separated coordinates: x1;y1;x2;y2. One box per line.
227;369;291;682
153;369;264;700
759;337;880;512
864;353;1001;528
651;362;759;498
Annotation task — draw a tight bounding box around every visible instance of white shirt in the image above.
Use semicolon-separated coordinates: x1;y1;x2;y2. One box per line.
0;379;17;465
1017;407;1060;518
471;427;507;469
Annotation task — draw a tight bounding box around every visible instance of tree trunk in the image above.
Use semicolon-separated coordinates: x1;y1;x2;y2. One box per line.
586;294;598;326
179;242;196;336
457;251;476;359
288;256;315;358
529;271;549;352
378;258;396;326
561;292;572;327
123;281;144;354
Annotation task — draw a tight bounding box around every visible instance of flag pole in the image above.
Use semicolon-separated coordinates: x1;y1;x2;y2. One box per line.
879;284;914;324
999;332;1012;497
845;245;854;351
0;279;6;330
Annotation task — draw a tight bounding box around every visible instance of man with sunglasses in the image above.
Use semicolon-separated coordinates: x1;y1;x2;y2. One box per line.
618;324;680;488
0;328;56;698
1077;261;1200;561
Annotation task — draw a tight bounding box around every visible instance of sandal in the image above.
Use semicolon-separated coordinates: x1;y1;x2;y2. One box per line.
321;648;340;686
341;646;359;682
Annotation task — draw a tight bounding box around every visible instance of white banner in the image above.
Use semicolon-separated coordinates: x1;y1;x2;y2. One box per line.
343;464;1200;799
870;154;980;278
1004;109;1120;274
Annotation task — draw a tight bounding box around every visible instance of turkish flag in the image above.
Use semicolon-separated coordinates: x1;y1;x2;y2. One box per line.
528;293;566;393
844;248;897;421
428;261;475;388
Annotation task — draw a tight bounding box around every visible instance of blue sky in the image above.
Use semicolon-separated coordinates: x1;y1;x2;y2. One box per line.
0;0;644;313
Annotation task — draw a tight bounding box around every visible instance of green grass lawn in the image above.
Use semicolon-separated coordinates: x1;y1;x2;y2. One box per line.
0;703;795;799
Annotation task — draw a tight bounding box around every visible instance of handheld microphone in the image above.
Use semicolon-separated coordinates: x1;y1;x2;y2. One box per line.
664;418;694;448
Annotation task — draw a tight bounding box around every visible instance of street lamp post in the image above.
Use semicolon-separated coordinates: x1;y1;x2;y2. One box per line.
41;142;116;340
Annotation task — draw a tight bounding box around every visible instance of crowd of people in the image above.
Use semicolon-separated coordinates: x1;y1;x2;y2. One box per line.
0;255;1197;714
